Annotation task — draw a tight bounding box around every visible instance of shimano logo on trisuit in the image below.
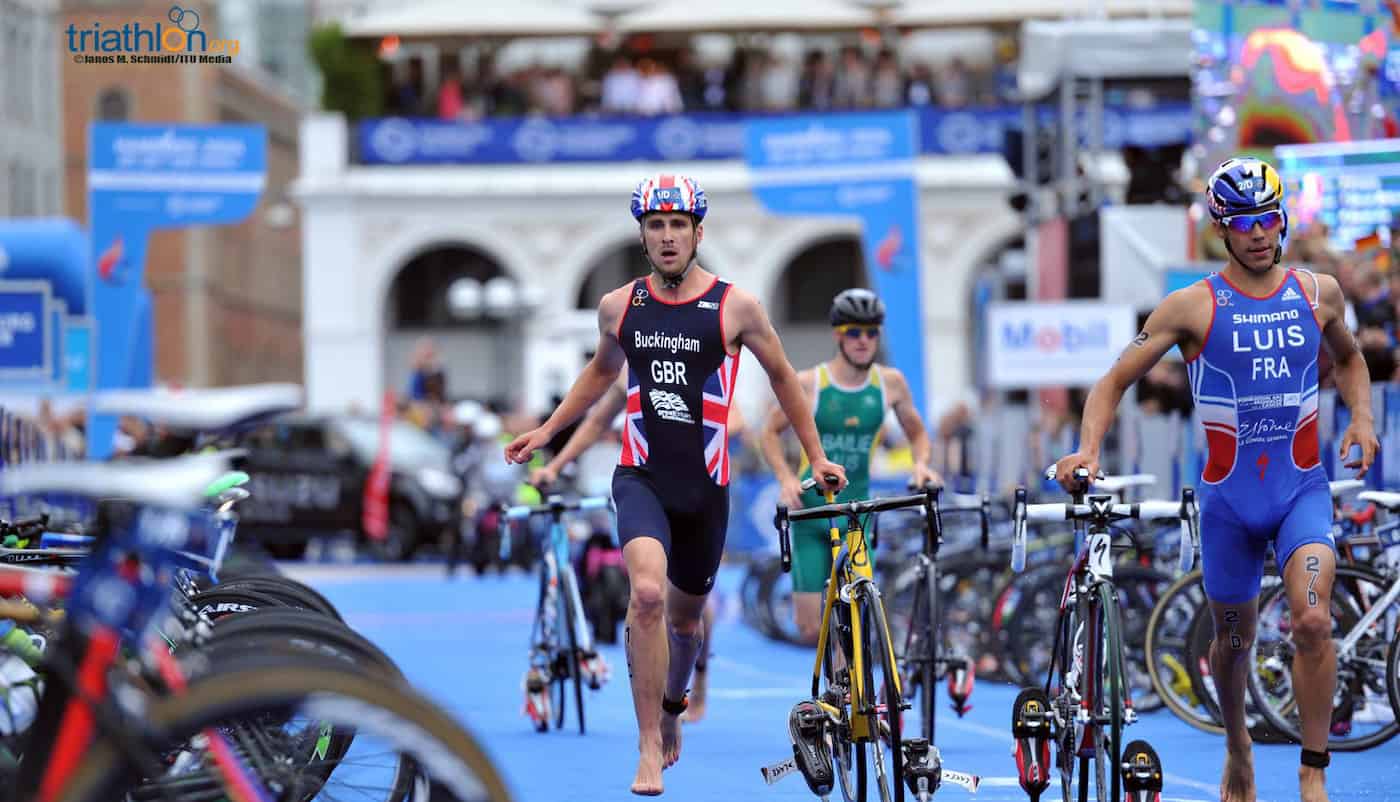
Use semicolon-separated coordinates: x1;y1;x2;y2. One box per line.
634;330;701;355
1231;309;1299;325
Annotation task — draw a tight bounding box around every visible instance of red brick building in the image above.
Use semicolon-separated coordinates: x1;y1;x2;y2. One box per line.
62;0;304;387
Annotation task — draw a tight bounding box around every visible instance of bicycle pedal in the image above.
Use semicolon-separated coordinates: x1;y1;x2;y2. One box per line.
902;738;942;798
1011;688;1053;801
787;700;835;796
1120;739;1163;802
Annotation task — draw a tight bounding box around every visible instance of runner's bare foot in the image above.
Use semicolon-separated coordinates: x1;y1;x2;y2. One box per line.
1220;745;1256;802
661;710;683;768
683;670;707;724
631;740;664;796
1299;766;1329;802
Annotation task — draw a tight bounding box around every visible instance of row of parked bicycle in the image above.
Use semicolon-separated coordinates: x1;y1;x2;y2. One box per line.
729;468;1400;802
0;384;515;802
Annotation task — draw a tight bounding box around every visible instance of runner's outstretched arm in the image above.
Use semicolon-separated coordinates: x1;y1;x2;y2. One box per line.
533;374;628;486
758;370;814;508
727;289;847;493
506;287;629;464
884;368;941;488
1054;285;1202;490
1317;275;1378;476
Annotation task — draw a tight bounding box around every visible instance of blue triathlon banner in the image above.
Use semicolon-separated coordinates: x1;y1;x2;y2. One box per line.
87;123;266;457
357;103;1193;165
744;110;930;417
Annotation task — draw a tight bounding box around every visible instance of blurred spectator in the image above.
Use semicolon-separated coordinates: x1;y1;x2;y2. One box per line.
635;58;683;115
871;50;903;109
1136;362;1192;417
798;51;835;110
832;46;870;108
601;55;641;114
675;49;706;110
1353;267;1397;340
759;52;799;112
438;64;465;120
1359;327;1398;382
906;63;935;106
937;58;972;108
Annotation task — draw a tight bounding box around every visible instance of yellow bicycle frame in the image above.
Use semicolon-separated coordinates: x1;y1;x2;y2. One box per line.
808;489;901;742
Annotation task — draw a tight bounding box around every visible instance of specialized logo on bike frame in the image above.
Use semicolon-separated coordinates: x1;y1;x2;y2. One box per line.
648;388;694;423
634;330;701;354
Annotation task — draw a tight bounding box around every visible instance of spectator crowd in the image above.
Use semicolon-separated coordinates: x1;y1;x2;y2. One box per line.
386;43;1016;121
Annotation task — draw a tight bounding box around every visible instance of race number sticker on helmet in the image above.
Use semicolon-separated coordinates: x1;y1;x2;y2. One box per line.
631;174;708;221
1206;157;1285;218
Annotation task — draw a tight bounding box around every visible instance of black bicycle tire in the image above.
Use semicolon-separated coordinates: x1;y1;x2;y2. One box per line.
1143;568;1221;732
212;576;343;621
1098;582;1124;802
1005;564;1069;689
1250;563;1398;751
1384;624;1400;740
996;562;1066;688
560;570;586;735
197;608;401;678
187;587;289;621
825;601;861;802
862;586;904;802
57;653;514;802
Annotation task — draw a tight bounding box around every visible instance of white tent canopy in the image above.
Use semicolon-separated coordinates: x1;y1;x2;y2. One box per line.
1016;17;1193;100
614;0;881;33
893;0;1190;27
344;1;605;39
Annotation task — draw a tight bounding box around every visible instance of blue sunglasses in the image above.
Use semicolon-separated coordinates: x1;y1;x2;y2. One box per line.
1222;209;1284;234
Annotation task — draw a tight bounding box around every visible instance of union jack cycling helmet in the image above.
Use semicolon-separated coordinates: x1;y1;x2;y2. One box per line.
630;174;708;222
1204;157;1285;219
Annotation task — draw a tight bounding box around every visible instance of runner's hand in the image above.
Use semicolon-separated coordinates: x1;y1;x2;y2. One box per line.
1053;452;1099;493
911;463;943;490
810;460;848;495
1339;419;1380;478
505;427;551;465
779;477;804;510
529;465;560;489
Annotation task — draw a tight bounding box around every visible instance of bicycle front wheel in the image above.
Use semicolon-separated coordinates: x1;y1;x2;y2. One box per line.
58;654;514;802
1093;582;1124;802
860;585;904;802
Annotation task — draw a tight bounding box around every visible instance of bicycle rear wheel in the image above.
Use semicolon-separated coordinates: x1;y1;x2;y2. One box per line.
1249;564;1397;751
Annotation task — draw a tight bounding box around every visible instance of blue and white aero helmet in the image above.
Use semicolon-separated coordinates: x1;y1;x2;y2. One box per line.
1205;157;1285;220
630;174;708;223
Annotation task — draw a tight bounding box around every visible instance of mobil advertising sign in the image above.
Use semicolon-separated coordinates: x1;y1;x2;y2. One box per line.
986;302;1136;388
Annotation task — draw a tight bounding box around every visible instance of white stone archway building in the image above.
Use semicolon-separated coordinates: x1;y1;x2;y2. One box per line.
293;114;1024;423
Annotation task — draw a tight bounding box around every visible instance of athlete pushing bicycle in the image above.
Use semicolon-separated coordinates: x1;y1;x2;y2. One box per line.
759;288;942;645
506;174;847;796
1052;157;1379;802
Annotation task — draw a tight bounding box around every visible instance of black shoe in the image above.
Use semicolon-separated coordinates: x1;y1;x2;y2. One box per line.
1012;688;1053;801
1121;739;1163;802
788;701;834;796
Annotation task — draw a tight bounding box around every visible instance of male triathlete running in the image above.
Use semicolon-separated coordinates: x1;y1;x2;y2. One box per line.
506;174;847;796
531;372;722;724
1053;157;1378;802
759;288;941;644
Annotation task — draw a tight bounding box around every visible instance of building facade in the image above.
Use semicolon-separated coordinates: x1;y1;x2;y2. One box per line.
0;0;63;218
295;113;1026;423
61;0;304;388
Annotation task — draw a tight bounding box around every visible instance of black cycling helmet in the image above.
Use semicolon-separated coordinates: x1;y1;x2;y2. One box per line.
829;288;885;327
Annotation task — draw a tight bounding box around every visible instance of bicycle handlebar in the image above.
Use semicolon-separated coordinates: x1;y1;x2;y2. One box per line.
498;495;613;563
1010;483;1199;575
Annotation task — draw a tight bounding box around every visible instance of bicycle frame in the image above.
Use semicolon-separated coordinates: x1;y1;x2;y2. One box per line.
811;509;886;742
539;511;595;660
